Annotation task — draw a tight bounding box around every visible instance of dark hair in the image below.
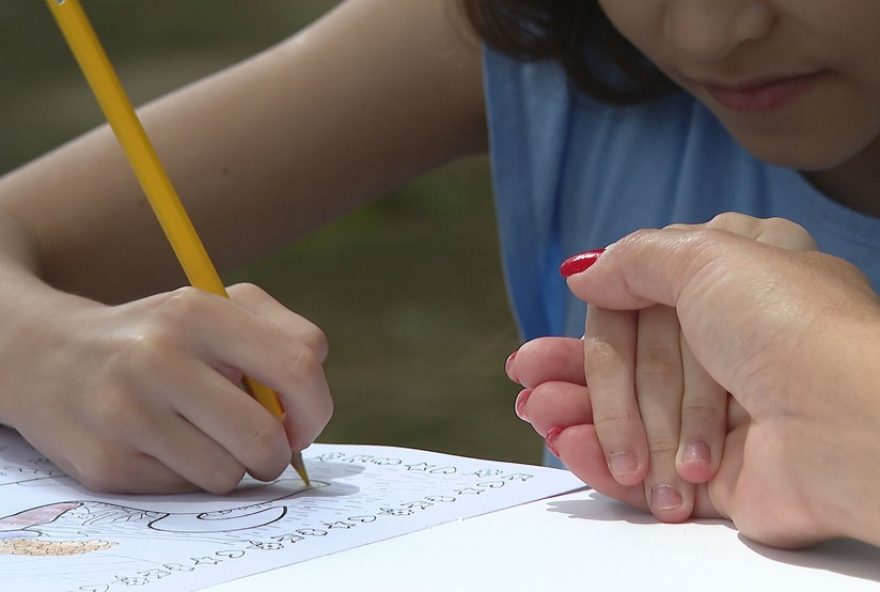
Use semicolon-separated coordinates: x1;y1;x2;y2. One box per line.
460;0;675;104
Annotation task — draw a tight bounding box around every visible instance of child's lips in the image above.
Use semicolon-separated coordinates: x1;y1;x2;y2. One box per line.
700;71;827;113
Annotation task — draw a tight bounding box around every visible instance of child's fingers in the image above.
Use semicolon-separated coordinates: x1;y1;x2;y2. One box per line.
227;283;329;362
584;307;648;487
99;457;201;495
159;360;291;484
506;337;586;387
676;336;726;484
76;357;269;492
549;424;649;512
275;367;334;451
635;305;695;522
13;394;200;495
61;436;198;495
515;381;592;437
134;413;247;494
163;288;334;452
124;454;204;495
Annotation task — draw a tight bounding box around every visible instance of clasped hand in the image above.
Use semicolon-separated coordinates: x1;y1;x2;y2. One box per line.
507;213;880;548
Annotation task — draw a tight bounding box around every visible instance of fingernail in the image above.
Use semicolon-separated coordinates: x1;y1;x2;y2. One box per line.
651;484;683;511
545;427;562;458
514;389;532;421
504;350;518;382
608;452;639;477
682;440;711;465
560;248;606;277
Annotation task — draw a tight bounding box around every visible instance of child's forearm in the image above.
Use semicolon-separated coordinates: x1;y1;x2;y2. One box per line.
0;0;485;307
0;213;96;425
0;210;41;276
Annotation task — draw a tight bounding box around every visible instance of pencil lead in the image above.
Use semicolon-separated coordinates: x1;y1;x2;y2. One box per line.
291;451;310;487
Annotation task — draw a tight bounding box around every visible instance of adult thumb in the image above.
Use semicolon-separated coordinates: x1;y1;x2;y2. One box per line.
561;228;760;314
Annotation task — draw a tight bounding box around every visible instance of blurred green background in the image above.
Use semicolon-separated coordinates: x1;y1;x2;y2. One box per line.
0;1;538;463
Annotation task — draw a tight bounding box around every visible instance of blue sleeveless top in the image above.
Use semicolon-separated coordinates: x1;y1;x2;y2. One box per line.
484;49;880;343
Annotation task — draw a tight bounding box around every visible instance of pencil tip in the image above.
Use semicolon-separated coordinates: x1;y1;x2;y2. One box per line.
290;452;311;487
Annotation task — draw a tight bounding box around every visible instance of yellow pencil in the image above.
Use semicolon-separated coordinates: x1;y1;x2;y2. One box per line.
45;0;310;486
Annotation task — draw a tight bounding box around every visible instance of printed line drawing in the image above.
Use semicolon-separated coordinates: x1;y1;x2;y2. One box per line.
0;427;581;592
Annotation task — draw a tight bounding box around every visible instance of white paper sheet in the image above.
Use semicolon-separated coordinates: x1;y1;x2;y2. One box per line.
0;427;584;592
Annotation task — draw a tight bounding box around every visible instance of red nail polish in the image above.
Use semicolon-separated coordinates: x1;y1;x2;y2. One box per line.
504;350;518;382
514;389;532;421
559;248;606;278
545;427;563;458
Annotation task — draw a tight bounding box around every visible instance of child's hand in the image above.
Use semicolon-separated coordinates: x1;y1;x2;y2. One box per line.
0;283;332;494
509;214;816;522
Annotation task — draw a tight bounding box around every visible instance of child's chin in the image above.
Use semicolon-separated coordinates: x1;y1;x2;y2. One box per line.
728;126;873;172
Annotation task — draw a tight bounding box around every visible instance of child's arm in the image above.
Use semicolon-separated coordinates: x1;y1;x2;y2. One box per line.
0;0;485;493
1;0;485;303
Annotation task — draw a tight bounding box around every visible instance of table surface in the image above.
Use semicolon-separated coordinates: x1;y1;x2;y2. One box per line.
205;489;880;591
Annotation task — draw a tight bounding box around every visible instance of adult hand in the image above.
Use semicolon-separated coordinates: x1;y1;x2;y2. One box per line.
510;227;880;548
561;214;816;523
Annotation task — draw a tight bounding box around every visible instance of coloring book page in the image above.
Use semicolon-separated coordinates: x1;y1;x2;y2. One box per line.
0;427;584;592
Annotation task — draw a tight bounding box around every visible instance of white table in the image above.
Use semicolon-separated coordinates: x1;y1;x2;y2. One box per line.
208;489;880;591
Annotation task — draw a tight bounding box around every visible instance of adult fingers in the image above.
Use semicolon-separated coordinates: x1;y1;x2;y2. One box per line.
563;229;767;391
506;337;586;388
549;424;649;511
515;381;592;437
584;307;648;486
562;229;729;310
563;229;871;398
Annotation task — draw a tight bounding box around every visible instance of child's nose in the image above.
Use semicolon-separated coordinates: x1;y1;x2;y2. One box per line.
663;0;775;63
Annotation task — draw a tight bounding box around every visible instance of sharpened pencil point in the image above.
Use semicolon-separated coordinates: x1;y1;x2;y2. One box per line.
291;451;310;487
